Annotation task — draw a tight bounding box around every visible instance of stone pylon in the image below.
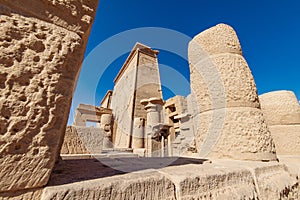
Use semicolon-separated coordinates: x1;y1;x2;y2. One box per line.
260;90;300;155
110;43;162;148
188;23;277;161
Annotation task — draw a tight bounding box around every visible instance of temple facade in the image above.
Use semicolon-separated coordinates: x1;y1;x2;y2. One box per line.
63;43;196;157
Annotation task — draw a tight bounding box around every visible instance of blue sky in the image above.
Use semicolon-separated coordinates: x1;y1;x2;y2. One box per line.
69;0;300;124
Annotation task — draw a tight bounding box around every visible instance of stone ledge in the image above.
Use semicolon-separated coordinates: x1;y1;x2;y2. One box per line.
42;170;176;200
38;158;299;199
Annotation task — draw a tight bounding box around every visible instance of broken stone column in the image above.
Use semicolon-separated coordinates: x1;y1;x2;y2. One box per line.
259;91;300;155
100;113;113;149
0;0;98;193
141;97;164;126
188;23;277;161
132;117;145;148
141;98;165;157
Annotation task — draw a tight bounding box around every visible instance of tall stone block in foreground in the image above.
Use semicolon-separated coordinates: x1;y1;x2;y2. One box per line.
260;90;300;155
0;0;98;192
188;24;277;161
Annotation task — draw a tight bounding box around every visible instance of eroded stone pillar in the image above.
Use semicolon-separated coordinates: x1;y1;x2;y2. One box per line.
141;98;165;157
188;23;277;161
260;91;300;155
100;113;113;149
132;117;145;148
141;97;164;126
0;0;98;193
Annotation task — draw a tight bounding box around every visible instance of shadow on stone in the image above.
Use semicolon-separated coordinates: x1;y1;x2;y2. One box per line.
48;157;208;186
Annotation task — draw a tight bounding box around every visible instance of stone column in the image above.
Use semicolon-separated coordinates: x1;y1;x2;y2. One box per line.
100;113;113;149
141;98;164;157
168;134;172;156
161;135;165;157
188;23;277;161
260;91;300;155
132;118;145;148
141;97;164;126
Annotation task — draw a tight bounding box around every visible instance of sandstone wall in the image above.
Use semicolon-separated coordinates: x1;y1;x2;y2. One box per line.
164;95;195;156
61;126;104;154
61;126;89;154
260;91;300;155
0;0;98;193
188;24;277;161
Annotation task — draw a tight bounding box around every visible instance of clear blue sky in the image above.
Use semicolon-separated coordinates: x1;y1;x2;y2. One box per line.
69;0;300;124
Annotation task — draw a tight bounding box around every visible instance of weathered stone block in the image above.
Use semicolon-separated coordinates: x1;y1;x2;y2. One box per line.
159;160;299;199
191;23;242;58
190;53;260;112
215;160;299;200
61;126;104;154
61;126;88;154
0;0;98;37
0;188;42;200
159;164;258;200
269;125;300;155
260;91;300;156
41;170;176;200
259;90;300;126
0;0;98;192
195;107;277;160
254;164;299;199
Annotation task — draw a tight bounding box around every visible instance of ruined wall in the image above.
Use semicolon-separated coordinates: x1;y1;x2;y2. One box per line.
61;126;104;154
164;95;196;156
61;126;89;154
188;24;277;161
0;0;98;193
260;91;300;155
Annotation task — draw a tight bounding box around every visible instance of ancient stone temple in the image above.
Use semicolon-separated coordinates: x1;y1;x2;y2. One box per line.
63;26;279;161
64;43;196;157
55;24;300;199
0;0;300;197
62;25;297;162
